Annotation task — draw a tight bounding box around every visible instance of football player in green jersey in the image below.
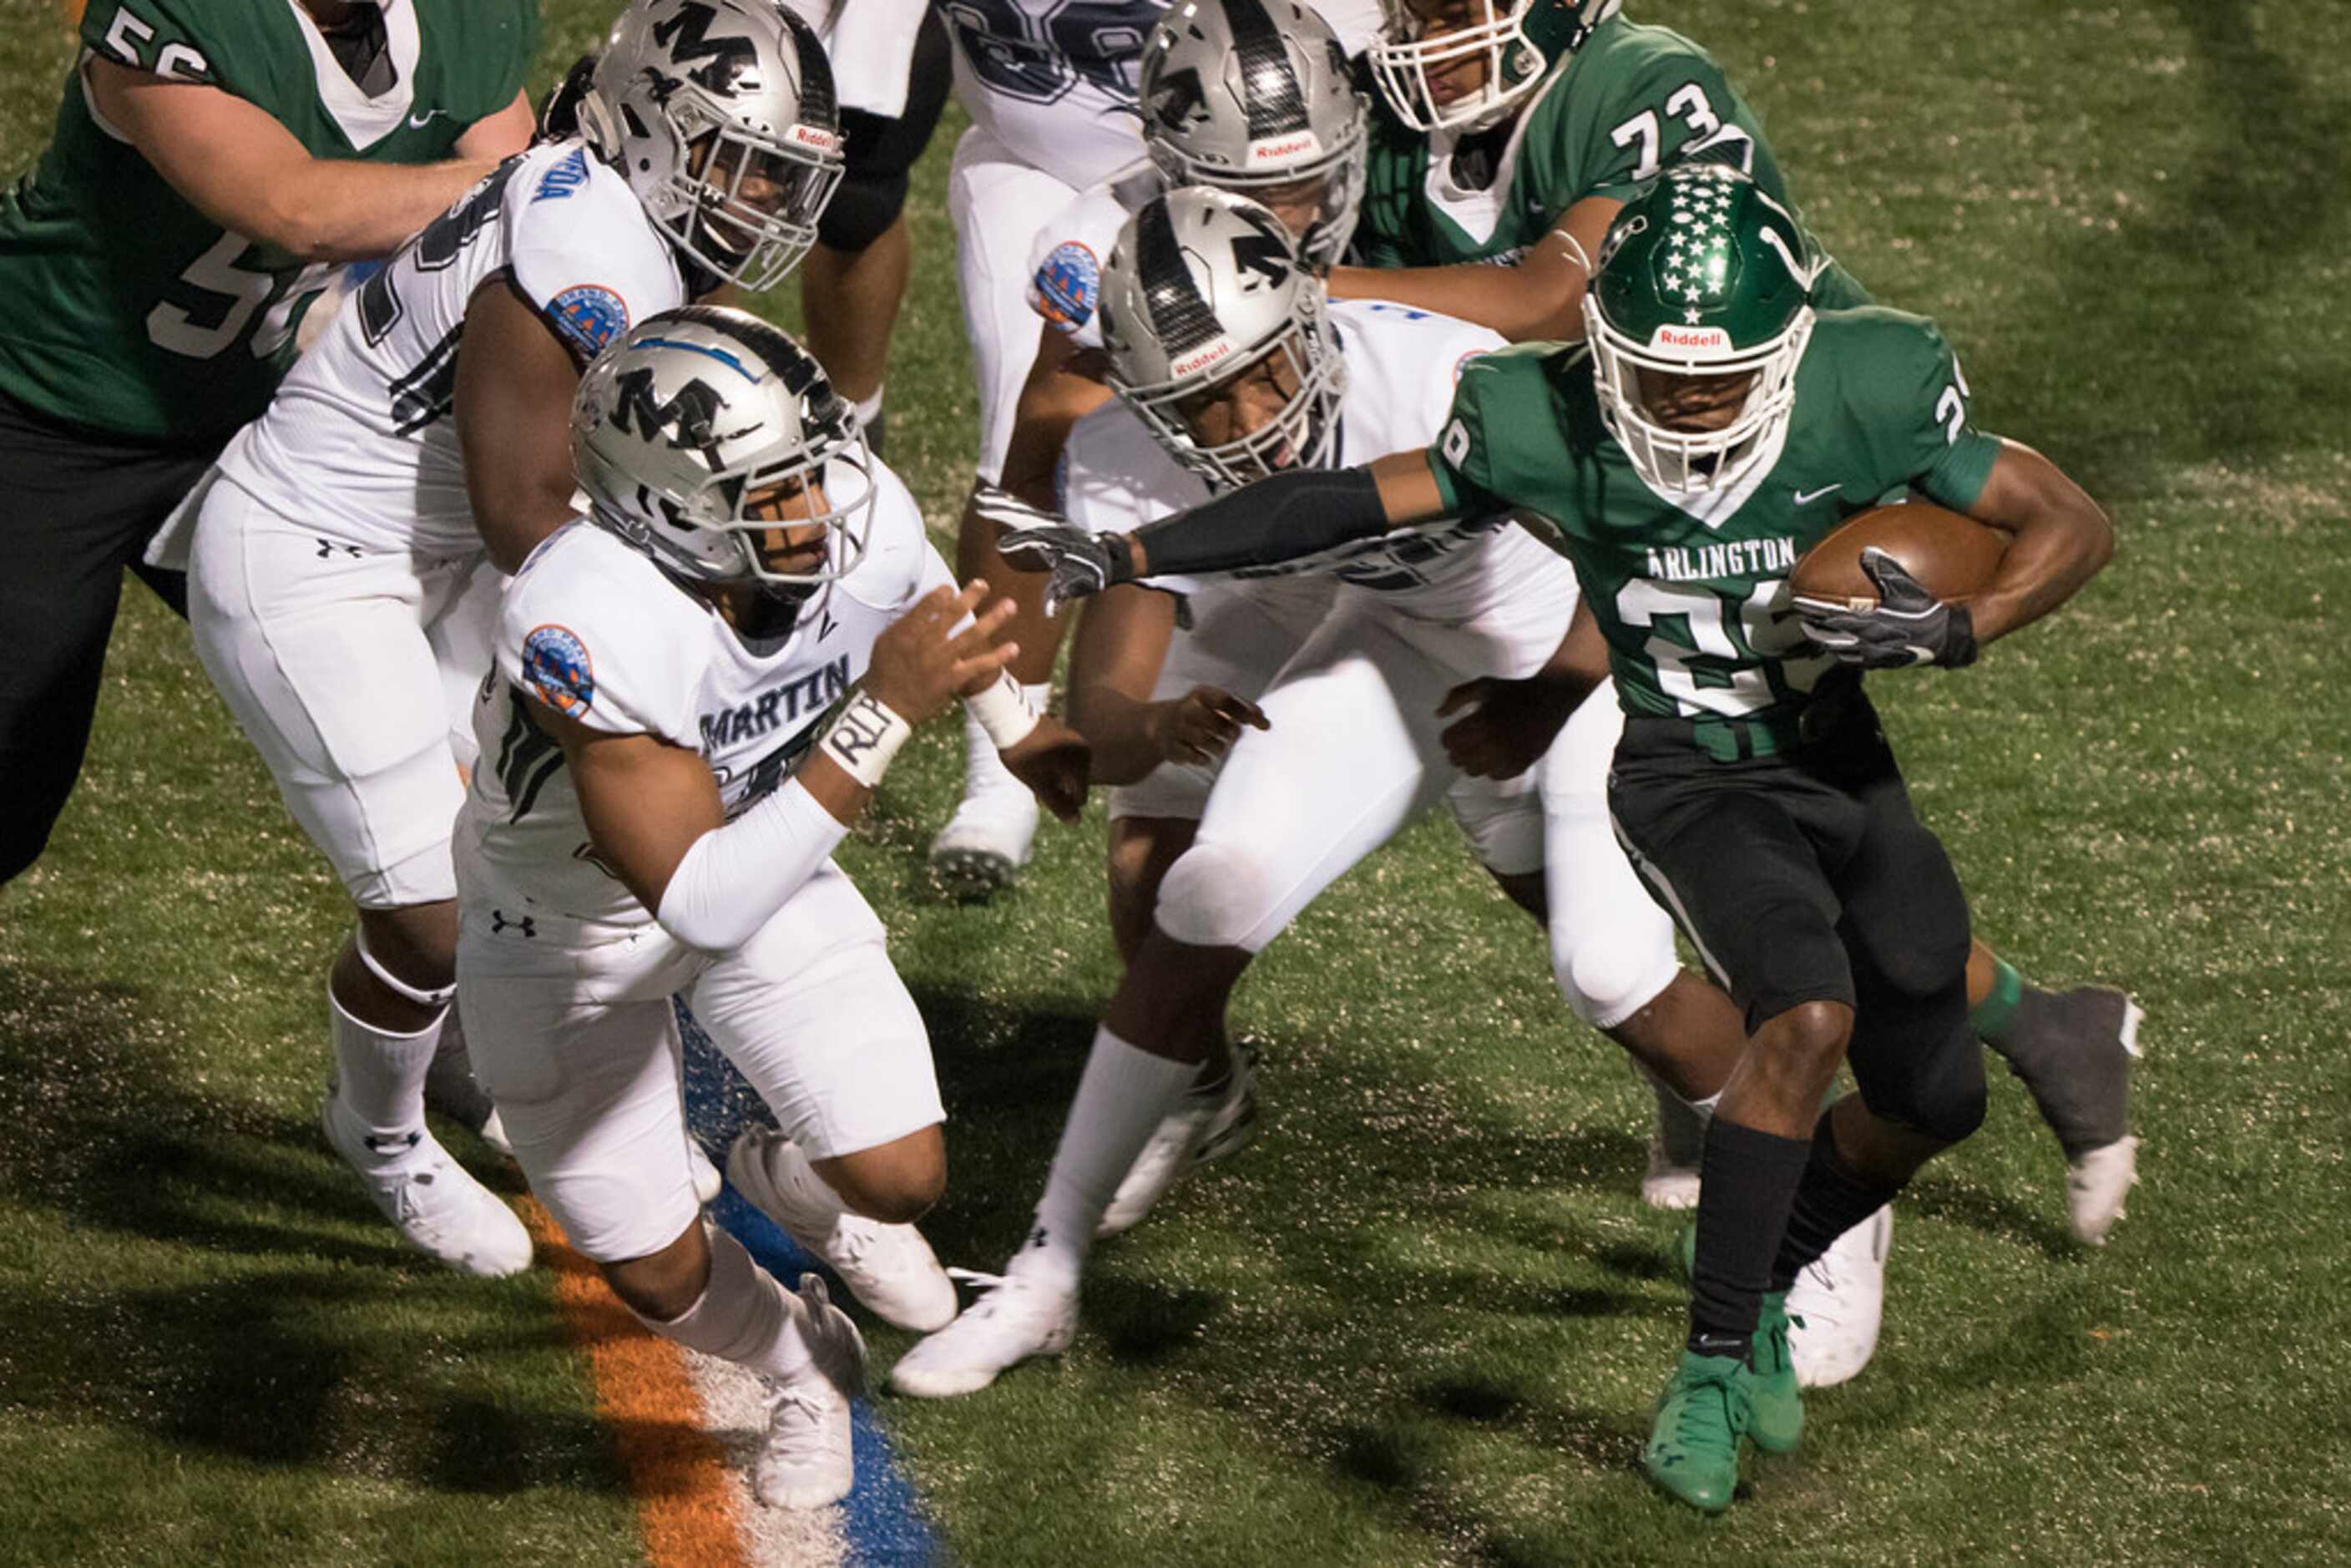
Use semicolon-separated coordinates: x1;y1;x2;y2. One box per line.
0;0;534;887
1337;0;2141;1236
995;164;2116;1510
1332;0;1868;341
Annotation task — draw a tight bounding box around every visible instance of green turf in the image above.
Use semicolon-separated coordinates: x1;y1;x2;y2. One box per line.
4;1;2349;1564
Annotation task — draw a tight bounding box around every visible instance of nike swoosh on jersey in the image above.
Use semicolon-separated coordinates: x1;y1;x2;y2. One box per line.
1792;485;1841;505
407;109;447;128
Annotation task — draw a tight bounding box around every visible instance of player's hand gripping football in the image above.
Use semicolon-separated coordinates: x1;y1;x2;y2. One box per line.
1435;676;1578;781
864;581;1021;725
999;716;1092;822
981;486;1136;615
1793;547;1979;669
1147;686;1270;767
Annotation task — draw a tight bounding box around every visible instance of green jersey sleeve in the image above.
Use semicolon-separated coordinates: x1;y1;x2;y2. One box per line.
1830;311;2003;511
1428;351;1521;516
80;0;219;83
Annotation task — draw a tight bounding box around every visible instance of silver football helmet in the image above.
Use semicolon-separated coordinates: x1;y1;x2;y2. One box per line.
1099;187;1346;490
578;0;846;292
572;305;875;594
1368;0;1618;134
1138;0;1368;272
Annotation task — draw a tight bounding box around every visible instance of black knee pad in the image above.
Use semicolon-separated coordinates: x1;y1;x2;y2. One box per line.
817;167;910;253
1858;1019;1990;1146
816;8;949;254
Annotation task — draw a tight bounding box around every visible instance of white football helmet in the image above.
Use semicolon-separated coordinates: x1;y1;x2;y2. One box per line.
1099;187;1346;490
578;0;845;292
1139;0;1368;272
1368;0;1619;134
572;305;874;594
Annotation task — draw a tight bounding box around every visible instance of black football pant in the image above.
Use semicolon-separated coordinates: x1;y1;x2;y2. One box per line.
1605;695;1985;1145
0;389;216;885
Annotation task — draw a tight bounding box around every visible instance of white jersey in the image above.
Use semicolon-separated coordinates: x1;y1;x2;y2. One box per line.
933;0;1163;190
1064;298;1573;620
1026;159;1160;350
463;461;950;926
782;0;928;118
215;141;684;557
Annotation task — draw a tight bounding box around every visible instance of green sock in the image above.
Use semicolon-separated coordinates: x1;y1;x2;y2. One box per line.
1971;957;2025;1044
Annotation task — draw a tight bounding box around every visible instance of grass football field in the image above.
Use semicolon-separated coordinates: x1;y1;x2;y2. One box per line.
3;2;2348;1563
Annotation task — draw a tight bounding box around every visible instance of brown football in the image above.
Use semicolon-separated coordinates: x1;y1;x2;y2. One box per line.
1789;503;2008;608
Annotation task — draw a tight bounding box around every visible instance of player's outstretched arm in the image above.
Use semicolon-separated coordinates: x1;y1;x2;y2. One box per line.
996;449;1452;611
457;278;589;574
554;583;1019;953
1959;438;2115;646
1327;197;1619;344
87;60;523;263
1066;586;1267;786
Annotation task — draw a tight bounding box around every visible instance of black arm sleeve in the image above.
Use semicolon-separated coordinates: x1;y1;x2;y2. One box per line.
1131;465;1392;579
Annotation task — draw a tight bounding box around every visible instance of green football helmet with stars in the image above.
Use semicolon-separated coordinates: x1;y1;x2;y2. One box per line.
1582;162;1818;495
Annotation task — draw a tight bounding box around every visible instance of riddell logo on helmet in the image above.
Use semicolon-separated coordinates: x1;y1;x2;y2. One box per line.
1650;325;1731;352
1249;132;1322;163
787;124;839;152
1170;338;1236;377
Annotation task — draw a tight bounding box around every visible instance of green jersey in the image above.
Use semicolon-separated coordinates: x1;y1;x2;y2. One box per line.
1429;307;2002;733
0;0;534;442
1352;13;1873;311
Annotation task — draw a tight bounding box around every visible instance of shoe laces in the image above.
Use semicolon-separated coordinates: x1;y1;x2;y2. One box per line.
1670;1366;1747;1445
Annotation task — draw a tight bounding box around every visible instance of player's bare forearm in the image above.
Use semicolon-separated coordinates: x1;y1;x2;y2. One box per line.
999;333;1115;510
91;60;502;262
457;277;586;574
1326;198;1614;343
1961;439;2115;645
1065;587;1178;786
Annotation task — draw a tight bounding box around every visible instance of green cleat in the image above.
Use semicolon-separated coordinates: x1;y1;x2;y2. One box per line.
1748;1292;1805;1454
1643;1352;1752;1513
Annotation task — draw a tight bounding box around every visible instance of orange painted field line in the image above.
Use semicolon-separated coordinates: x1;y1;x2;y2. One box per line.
518;1196;751;1568
62;0;83;28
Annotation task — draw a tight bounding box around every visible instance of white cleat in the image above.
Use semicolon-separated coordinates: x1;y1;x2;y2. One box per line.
1787;1204;1890;1389
689;1139;724;1206
321;1092;533;1277
475;1107;516;1160
887;1271;1077;1399
926;787;1039;898
2066;1136;2139;1246
728;1128;956;1332
755;1275;867;1510
1098;1040;1261;1237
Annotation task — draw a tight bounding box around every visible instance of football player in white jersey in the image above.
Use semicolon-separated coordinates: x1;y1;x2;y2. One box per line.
927;0;1380;895
889;189;1748;1397
457;306;1080;1508
174;0;847;1277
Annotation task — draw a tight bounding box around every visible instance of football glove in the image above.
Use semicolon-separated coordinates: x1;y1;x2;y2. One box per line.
1794;547;1978;669
985;488;1135;615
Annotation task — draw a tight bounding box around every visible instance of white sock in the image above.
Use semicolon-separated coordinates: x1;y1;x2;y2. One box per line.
851;384;884;430
329;985;443;1158
1011;1027;1202;1294
636;1227;815;1383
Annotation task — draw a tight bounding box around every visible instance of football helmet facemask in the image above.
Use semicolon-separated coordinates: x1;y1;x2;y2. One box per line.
1139;0;1368;273
1582;163;1818;496
579;0;845;292
1098;187;1346;491
572;305;875;597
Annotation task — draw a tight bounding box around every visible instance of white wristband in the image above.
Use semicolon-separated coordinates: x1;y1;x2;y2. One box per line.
963;667;1042;751
821;690;912;789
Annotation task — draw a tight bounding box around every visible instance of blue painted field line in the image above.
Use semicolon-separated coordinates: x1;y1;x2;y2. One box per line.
677;1001;943;1567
